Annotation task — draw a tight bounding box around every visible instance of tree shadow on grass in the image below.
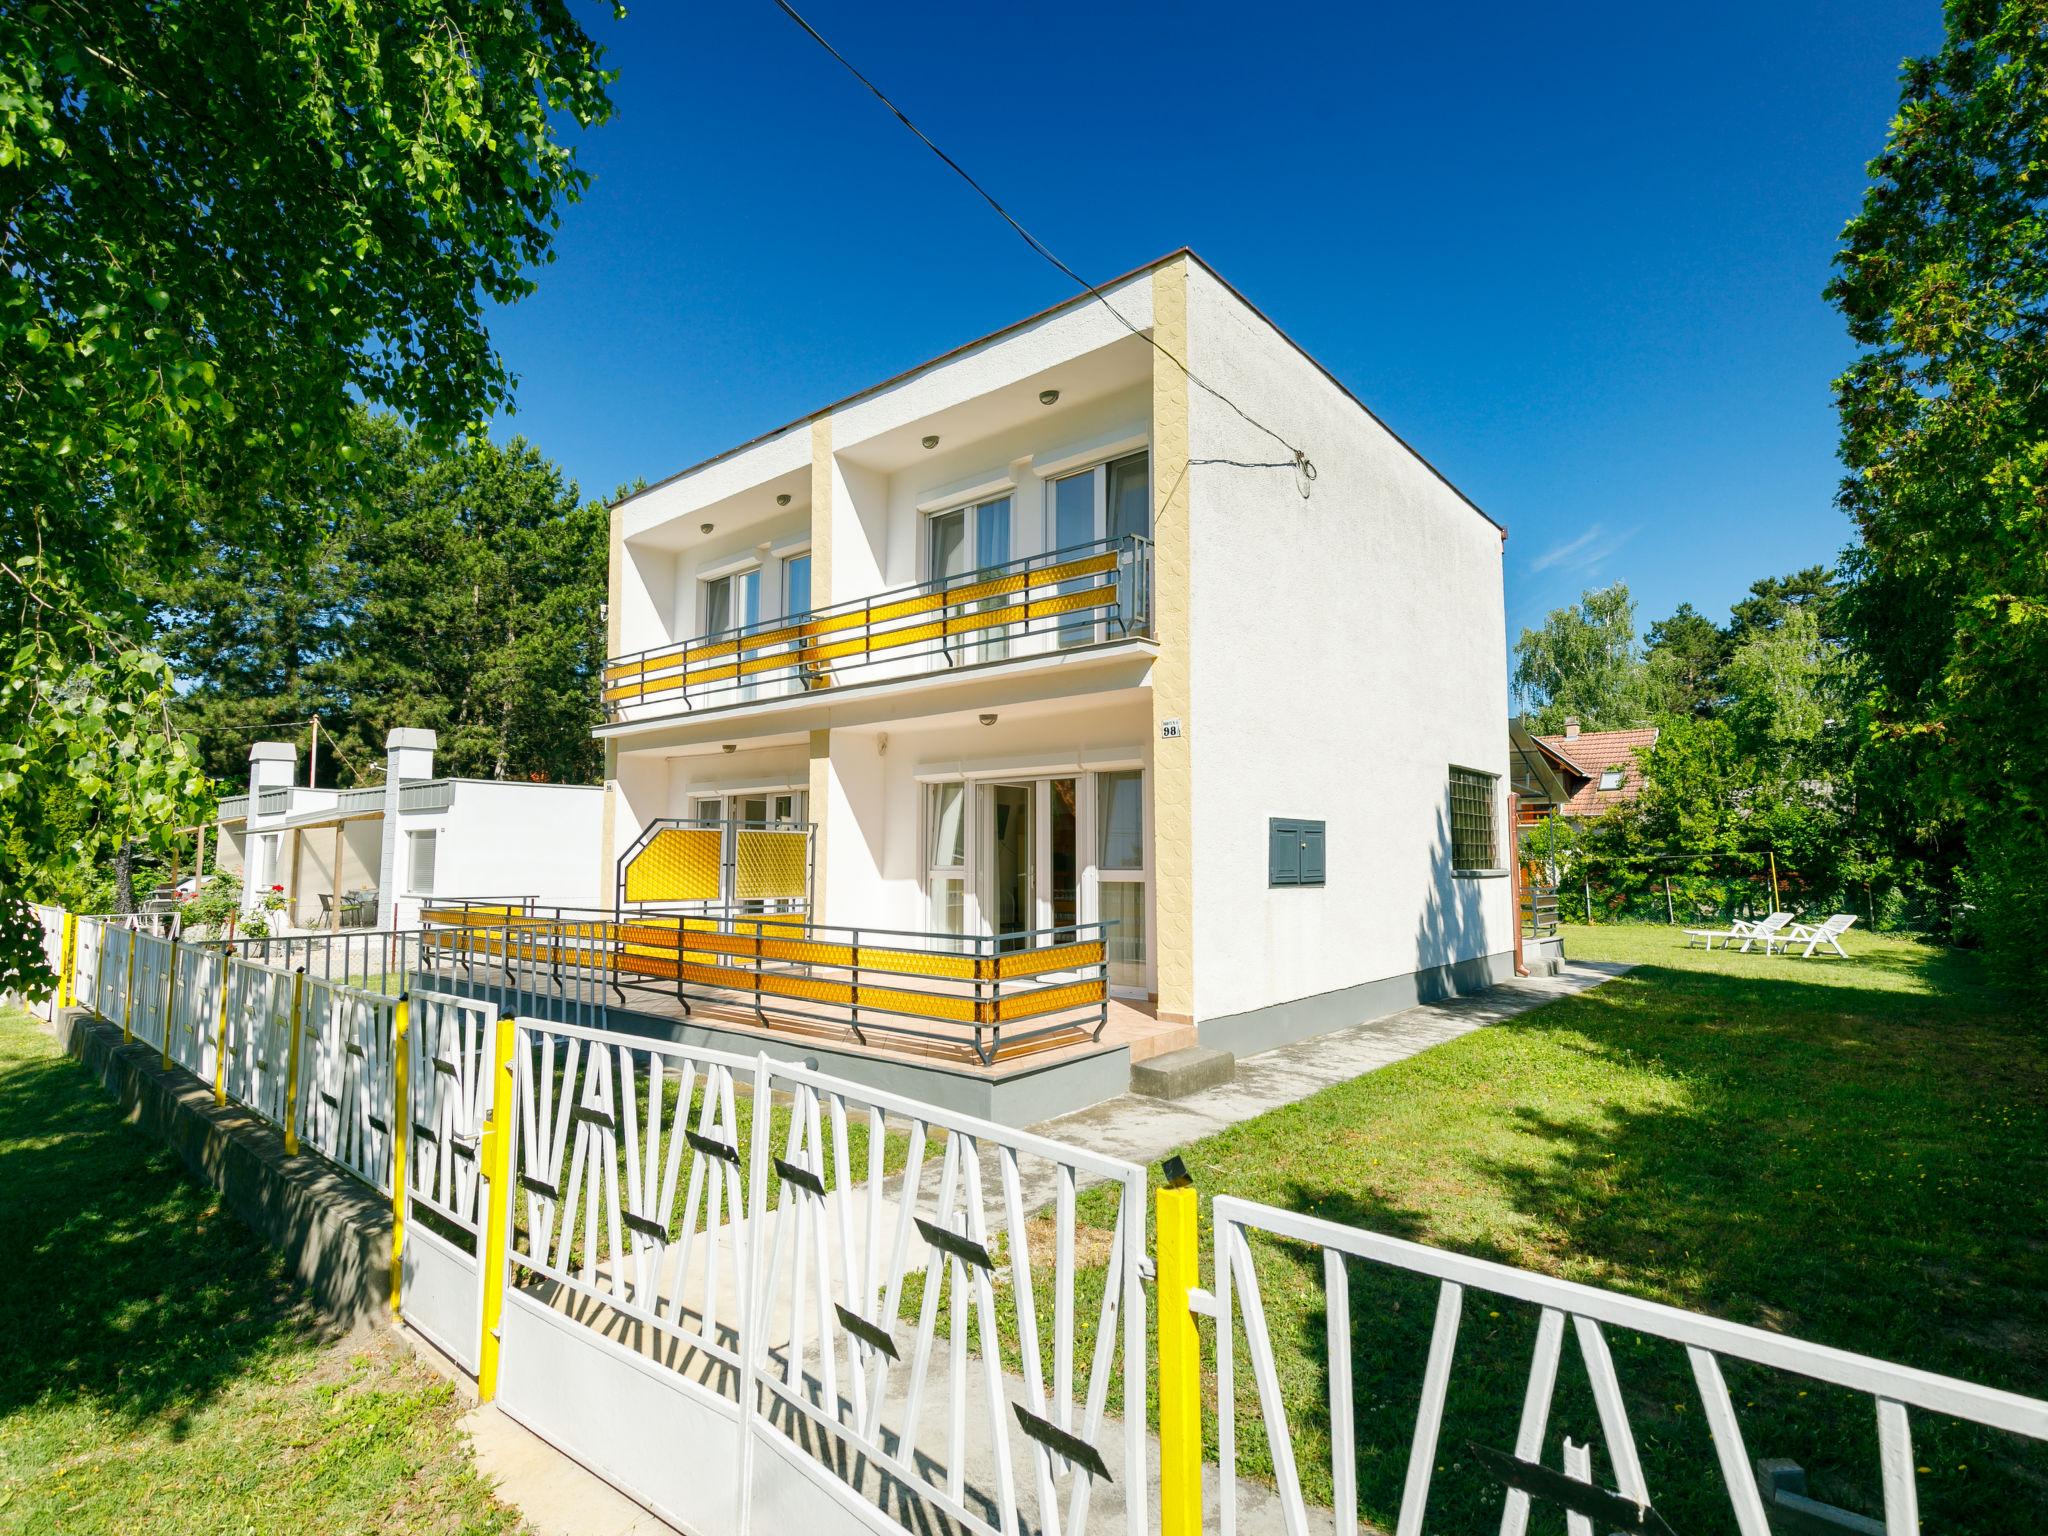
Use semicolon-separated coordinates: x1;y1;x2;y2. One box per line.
0;1025;330;1437
1258;932;2048;1536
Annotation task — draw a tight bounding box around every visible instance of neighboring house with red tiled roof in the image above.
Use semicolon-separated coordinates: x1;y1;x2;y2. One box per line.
1510;718;1659;821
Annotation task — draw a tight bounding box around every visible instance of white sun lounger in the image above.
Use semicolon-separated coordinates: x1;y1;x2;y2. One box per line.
1772;913;1859;957
1684;912;1792;952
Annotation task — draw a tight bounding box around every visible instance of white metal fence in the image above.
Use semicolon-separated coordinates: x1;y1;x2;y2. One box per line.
34;907;2048;1536
1204;1195;2048;1536
293;975;401;1193
492;1017;1149;1536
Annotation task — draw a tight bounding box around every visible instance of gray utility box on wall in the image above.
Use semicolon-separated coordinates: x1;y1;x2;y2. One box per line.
1268;818;1326;887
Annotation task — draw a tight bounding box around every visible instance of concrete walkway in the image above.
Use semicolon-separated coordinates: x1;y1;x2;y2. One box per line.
1024;961;1631;1191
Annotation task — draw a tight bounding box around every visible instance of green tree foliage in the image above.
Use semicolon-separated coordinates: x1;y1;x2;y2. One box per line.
1512;583;1651;731
1826;0;2048;990
0;3;615;989
1527;566;1938;929
1642;602;1730;718
156;415;609;790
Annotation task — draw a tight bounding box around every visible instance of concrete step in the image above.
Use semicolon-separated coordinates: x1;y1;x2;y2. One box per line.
1130;1045;1236;1099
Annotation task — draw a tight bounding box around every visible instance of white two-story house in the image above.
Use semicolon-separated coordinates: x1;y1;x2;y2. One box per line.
599;250;1512;1086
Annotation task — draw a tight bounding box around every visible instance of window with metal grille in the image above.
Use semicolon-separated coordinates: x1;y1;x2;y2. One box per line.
1448;767;1499;874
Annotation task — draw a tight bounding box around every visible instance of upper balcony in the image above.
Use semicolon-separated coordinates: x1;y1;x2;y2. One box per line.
603;533;1152;725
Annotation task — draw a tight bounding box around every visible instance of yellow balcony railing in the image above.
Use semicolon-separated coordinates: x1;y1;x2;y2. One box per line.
603;534;1152;718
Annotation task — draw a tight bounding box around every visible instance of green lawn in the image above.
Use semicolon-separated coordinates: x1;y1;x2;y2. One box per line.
0;1005;524;1535
1079;924;2047;1534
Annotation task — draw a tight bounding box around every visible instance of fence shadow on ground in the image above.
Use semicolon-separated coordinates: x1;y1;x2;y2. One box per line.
0;1019;334;1435
1256;937;2047;1536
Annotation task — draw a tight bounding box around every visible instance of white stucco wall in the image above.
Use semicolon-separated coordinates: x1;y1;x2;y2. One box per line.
1183;264;1512;1022
388;781;606;924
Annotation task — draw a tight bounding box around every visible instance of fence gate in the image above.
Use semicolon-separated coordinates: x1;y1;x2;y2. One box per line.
399;988;501;1372
483;1016;1149;1536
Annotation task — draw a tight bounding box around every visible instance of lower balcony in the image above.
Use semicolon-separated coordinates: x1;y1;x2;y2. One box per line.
603;535;1152;724
412;902;1173;1071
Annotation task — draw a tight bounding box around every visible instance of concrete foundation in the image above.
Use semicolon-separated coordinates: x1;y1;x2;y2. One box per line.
51;1005;393;1332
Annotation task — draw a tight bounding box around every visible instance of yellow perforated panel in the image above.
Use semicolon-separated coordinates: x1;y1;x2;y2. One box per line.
734;830;808;901
995;977;1106;1022
996;940;1106;979
623;828;721;903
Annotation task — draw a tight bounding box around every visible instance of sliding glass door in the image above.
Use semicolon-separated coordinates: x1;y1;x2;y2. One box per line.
921;771;1150;994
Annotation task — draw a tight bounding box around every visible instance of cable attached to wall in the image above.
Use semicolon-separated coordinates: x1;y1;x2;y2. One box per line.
764;0;1316;499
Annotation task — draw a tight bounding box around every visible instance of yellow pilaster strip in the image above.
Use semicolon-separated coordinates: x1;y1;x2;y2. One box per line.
119;927;137;1044
1151;256;1196;1022
281;968;306;1155
475;1014;519;1401
389;995;411;1316
212;945;232;1106
160;937;178;1072
57;913;76;1010
1156;1178;1203;1536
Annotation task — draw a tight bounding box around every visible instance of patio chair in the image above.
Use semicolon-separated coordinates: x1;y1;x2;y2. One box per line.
1772;912;1859;958
1683;911;1792;952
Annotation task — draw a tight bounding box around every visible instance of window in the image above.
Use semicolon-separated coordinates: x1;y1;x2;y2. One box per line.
1269;819;1327;887
1051;452;1149;644
1095;769;1147;991
782;552;811;619
701;567;760;637
1448;768;1500;874
1096;770;1144;871
926;782;968;936
1598;767;1625;792
927;496;1013;660
407;829;438;896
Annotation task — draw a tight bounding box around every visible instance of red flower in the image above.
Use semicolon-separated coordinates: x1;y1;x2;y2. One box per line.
270;884;284;893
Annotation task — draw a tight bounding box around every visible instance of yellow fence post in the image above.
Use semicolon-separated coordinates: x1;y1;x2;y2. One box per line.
212;944;232;1107
1157;1160;1203;1536
119;927;137;1045
57;913;76;1011
388;995;411;1317
281;968;306;1156
160;937;178;1072
476;1014;519;1401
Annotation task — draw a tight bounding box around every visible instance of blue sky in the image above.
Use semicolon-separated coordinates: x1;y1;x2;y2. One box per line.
486;1;1938;641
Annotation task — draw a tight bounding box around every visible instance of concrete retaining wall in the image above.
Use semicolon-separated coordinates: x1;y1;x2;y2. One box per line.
52;1004;393;1332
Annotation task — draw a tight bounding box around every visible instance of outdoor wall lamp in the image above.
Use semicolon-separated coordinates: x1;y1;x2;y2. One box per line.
776;493;791;506
922;435;940;450
700;522;714;535
978;713;998;726
722;743;737;753
1039;389;1059;405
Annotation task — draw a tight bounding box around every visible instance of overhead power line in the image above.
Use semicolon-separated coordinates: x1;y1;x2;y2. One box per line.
764;0;1317;497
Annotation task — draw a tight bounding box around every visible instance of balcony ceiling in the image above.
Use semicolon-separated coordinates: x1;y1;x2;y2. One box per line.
835;332;1153;475
628;462;810;552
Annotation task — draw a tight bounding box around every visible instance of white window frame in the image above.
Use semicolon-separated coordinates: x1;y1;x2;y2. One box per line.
779;546;813;620
1089;766;1151;998
922;493;1015;583
925;780;972;939
699;562;761;638
406;828;439;897
916;766;1152;996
